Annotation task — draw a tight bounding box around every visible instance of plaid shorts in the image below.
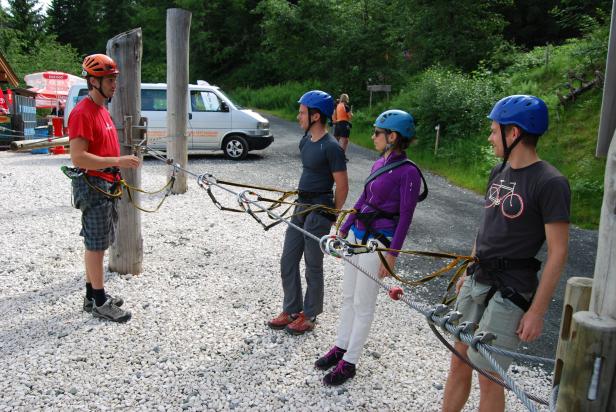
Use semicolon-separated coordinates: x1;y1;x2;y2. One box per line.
72;175;118;251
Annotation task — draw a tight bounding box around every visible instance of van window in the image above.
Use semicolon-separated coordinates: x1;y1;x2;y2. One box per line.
191;90;223;112
142;89;167;111
74;88;89;105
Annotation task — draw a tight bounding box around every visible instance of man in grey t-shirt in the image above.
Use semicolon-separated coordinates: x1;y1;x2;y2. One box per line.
268;90;348;335
442;95;570;412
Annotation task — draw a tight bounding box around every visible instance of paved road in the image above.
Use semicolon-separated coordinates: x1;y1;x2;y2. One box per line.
239;114;598;364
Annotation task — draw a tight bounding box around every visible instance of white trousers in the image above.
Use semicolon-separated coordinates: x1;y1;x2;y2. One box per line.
335;231;383;365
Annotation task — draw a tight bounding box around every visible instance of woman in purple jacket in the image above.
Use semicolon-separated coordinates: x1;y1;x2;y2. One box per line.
316;109;424;386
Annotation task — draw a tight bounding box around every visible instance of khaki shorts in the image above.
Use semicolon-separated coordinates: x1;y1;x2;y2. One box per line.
454;277;531;371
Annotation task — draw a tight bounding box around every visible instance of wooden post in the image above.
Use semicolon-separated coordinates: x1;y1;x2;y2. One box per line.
107;28;144;276
434;124;440;156
166;8;191;194
590;132;616;318
556;115;616;410
596;0;616;157
555;312;616;411
553;277;593;386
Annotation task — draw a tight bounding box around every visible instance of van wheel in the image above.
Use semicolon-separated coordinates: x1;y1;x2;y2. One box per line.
223;135;249;160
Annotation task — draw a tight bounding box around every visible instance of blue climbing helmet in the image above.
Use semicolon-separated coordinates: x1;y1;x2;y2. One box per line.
487;95;548;136
374;109;416;139
488;95;548;171
298;90;335;119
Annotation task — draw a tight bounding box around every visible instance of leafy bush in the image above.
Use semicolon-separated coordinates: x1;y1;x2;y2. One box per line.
396;67;502;144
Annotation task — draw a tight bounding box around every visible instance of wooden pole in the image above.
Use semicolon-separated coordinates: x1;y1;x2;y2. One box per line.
553;277;593;386
555;109;616;412
107;28;143;276
596;0;616;157
434;124;440;156
590;129;616;317
166;8;191;194
555;312;616;411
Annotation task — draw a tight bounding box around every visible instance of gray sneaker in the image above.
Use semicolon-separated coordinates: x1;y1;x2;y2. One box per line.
83;294;124;313
92;299;132;323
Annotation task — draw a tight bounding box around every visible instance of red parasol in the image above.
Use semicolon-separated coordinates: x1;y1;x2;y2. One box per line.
0;88;9;122
24;71;85;109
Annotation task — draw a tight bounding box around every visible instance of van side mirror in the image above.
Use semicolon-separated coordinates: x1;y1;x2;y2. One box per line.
220;102;229;112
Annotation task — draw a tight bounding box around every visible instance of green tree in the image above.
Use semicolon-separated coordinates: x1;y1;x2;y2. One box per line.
177;0;263;86
47;0;100;54
7;36;82;81
405;0;506;71
98;0;139;48
132;0;178;82
6;0;44;53
551;0;612;37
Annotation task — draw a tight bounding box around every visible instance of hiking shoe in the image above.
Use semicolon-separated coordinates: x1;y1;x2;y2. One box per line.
285;313;315;335
267;312;298;330
92;299;131;323
323;360;356;386
315;346;346;370
83;294;124;313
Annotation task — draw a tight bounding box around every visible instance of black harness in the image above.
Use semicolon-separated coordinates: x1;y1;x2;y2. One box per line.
354;159;428;247
469;257;542;312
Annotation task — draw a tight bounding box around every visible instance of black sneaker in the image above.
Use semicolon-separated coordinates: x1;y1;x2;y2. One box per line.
83;294;124;313
92;300;131;323
315;346;346;370
323;360;356;386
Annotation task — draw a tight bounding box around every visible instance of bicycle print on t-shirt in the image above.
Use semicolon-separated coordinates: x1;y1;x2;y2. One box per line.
484;179;524;219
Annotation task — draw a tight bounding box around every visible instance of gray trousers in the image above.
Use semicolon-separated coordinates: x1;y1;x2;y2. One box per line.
280;204;332;318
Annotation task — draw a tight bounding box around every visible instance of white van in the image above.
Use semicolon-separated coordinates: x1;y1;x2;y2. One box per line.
64;82;273;160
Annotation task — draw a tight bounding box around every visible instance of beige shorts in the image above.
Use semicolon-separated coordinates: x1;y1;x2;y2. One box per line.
454;277;531;371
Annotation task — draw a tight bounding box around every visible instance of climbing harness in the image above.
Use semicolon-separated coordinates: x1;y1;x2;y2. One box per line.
348;159;429;267
197;173;355;232
61;164;177;213
363;159;428;201
469;257;542;312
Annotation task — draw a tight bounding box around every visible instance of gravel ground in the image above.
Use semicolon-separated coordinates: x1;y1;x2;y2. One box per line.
0;146;554;412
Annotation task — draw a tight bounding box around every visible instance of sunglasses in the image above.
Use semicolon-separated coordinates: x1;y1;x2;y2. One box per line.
373;129;388;136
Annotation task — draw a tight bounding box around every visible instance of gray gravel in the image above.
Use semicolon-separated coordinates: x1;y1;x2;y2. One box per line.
0;114;574;411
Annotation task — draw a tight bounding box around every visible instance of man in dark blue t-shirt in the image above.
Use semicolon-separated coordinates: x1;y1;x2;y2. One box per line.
268;90;348;335
442;95;570;412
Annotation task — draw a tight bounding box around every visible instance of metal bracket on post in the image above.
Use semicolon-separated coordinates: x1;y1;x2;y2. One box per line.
131;117;148;155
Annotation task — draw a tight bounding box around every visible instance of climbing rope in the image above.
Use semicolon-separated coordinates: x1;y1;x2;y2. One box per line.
61;164;177;213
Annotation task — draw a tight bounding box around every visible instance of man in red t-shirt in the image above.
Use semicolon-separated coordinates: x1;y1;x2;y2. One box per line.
69;54;140;323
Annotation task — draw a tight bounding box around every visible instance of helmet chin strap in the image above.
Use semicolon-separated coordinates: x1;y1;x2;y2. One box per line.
499;124;523;172
380;132;395;156
302;111;317;139
93;77;112;102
